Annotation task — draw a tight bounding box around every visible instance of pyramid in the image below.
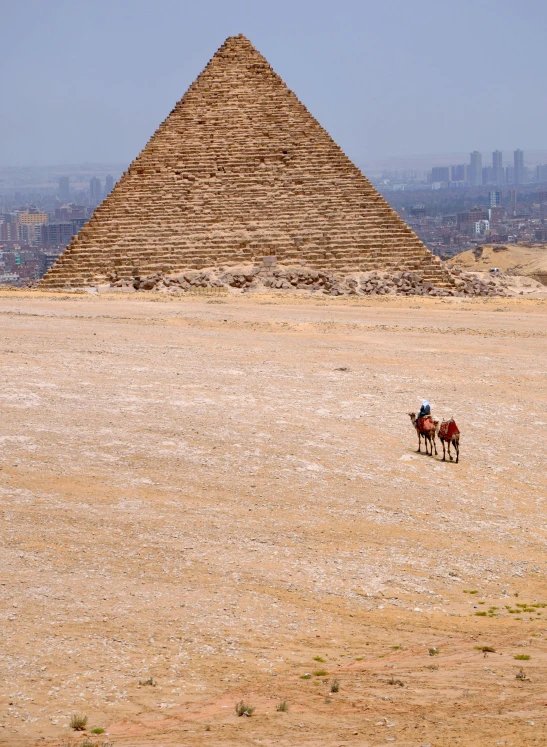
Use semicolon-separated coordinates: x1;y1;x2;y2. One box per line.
40;35;451;288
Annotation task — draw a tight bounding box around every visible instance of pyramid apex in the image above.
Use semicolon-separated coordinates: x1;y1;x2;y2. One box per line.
226;33;252;42
220;33;256;51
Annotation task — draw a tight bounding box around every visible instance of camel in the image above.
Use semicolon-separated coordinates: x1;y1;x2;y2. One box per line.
438;419;460;463
408;412;438;456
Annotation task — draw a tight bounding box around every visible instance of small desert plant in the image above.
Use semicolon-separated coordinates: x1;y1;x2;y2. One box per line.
428;647;439;656
276;700;289;712
205;724;211;731
330;678;340;693
235;700;255;717
300;673;311;679
387;677;404;686
355;656;363;661
70;714;88;731
391;645;402;650
514;654;530;660
475;645;496;657
314;669;328;676
90;729;105;735
139;676;156;686
515;668;527;680
464;590;479;594
474;611;487;616
313;655;325;662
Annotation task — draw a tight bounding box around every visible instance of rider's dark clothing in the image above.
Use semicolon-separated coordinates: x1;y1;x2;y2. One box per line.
417;403;431;420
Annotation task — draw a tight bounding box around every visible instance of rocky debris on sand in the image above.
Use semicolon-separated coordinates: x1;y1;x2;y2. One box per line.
110;266;513;297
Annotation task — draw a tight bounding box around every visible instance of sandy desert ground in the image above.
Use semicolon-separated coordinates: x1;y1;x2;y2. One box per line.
0;289;546;747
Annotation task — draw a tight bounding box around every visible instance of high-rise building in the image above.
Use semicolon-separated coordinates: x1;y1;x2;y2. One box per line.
451;164;468;182
89;177;102;201
482;166;494;185
489;190;501;207
58;176;70;200
431;166;450;183
469;151;482;186
0;214;19;241
514;149;524;185
536;165;547;183
104;175;115;195
16;210;48;246
508;189;518;215
492;151;504;185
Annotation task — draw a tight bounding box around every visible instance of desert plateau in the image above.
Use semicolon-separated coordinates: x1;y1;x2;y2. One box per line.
0;290;546;746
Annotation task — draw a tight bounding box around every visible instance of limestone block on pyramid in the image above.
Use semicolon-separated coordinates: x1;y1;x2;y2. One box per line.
40;34;452;288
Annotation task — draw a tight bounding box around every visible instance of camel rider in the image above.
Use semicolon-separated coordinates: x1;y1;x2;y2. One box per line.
415;399;431;426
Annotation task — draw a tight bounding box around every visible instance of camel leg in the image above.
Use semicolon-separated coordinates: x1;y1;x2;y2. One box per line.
441;438;446;461
417;432;421;453
455;439;459;464
432;434;438;456
448;441;453;461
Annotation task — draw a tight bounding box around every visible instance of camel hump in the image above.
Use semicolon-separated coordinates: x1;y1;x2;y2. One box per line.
439;419;460;439
417;416;436;433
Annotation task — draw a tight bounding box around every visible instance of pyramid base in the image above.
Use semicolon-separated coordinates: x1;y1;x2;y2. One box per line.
79;265;508;298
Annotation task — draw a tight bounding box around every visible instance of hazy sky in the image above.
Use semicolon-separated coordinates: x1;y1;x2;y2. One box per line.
1;0;546;167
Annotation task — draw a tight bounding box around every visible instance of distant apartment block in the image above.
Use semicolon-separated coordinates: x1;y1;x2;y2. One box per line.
473;219;490;236
514;149;525;185
16;210;48;246
482;166;493;185
451;164;468;182
410;204;427;218
55;203;86;221
41;219;85;247
58;176;70;200
89;177;102;201
470;151;482;186
492;150;504;185
431;166;450;183
489;190;501;207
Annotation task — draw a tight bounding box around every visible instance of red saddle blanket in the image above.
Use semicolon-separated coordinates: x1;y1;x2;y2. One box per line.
439;419;460;439
417;416;435;432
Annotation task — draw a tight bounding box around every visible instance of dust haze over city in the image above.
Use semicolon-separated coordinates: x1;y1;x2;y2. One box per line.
1;2;547;746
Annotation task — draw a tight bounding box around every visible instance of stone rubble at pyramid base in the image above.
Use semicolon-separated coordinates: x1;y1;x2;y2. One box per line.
101;266;509;297
40;240;454;290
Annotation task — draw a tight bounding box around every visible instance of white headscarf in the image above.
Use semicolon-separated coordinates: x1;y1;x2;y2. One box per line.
422;399;430;408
